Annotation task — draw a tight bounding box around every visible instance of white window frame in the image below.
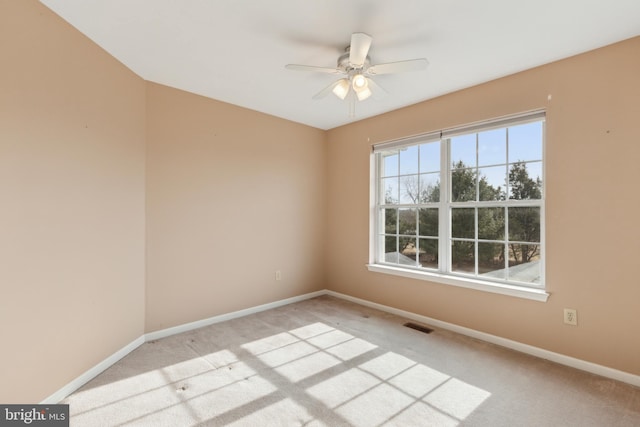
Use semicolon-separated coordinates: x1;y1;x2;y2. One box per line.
367;111;549;302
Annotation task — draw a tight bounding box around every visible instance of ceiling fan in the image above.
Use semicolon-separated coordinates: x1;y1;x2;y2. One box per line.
285;32;428;116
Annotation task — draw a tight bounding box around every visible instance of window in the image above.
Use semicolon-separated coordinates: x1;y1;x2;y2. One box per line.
370;111;546;300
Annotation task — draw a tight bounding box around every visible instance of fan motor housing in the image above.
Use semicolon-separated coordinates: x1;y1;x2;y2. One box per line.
337;48;370;72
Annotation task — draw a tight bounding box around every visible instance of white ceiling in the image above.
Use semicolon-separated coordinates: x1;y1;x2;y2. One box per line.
40;0;640;130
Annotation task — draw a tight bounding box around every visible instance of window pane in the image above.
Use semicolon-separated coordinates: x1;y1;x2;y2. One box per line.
508;162;542;200
478;242;506;278
452;241;475;274
478;207;505;240
398;208;417;235
451;134;476;168
382;208;397;234
508;207;540;242
508;243;541;264
419;141;440;173
381;177;399;204
418;238;438;269
374;115;544;288
418;208;438;237
508;244;541;284
479;165;506;201
382;151;399;177
400;175;420;204
509;122;543;163
384;236;398;263
527;161;542;182
451;166;476;202
478;128;506;166
452;208;475;239
399;145;419;175
418;173;440;203
399;237;418;266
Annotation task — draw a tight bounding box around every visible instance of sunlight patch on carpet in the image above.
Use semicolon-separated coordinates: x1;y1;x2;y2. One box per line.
307;369;381;408
325;338;377;361
424;378;491;419
67;320;491;426
275;351;342;383
226;397;321;427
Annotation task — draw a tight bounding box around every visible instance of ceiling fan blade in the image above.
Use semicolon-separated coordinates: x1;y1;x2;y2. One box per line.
349;32;373;67
312;80;343;100
285;64;344;74
367;58;429;75
366;77;388;100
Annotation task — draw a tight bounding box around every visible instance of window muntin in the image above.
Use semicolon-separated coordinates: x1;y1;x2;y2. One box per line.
374;113;544;289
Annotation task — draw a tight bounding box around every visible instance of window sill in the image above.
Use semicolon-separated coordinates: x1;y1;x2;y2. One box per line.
366;264;549;302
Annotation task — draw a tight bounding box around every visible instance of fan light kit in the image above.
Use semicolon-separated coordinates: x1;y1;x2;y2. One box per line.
286;32;428;117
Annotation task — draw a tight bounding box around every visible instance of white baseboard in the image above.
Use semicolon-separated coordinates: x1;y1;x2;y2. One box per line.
41;290;325;403
144;290;326;342
325;290;640;388
40;335;145;404
43;288;639;403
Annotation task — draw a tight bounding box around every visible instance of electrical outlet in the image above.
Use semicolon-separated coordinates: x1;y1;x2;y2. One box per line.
275;270;281;281
564;308;577;326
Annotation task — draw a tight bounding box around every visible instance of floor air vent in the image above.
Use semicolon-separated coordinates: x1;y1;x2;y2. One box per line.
403;322;434;334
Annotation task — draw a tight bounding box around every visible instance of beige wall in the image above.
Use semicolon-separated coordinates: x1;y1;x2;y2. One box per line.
0;0;146;403
326;37;640;375
144;83;327;332
1;0;326;403
3;0;638;404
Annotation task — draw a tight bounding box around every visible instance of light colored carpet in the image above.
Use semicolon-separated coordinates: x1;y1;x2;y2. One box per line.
64;295;640;426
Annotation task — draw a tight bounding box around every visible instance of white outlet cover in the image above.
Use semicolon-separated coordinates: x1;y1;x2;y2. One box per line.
563;308;577;326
